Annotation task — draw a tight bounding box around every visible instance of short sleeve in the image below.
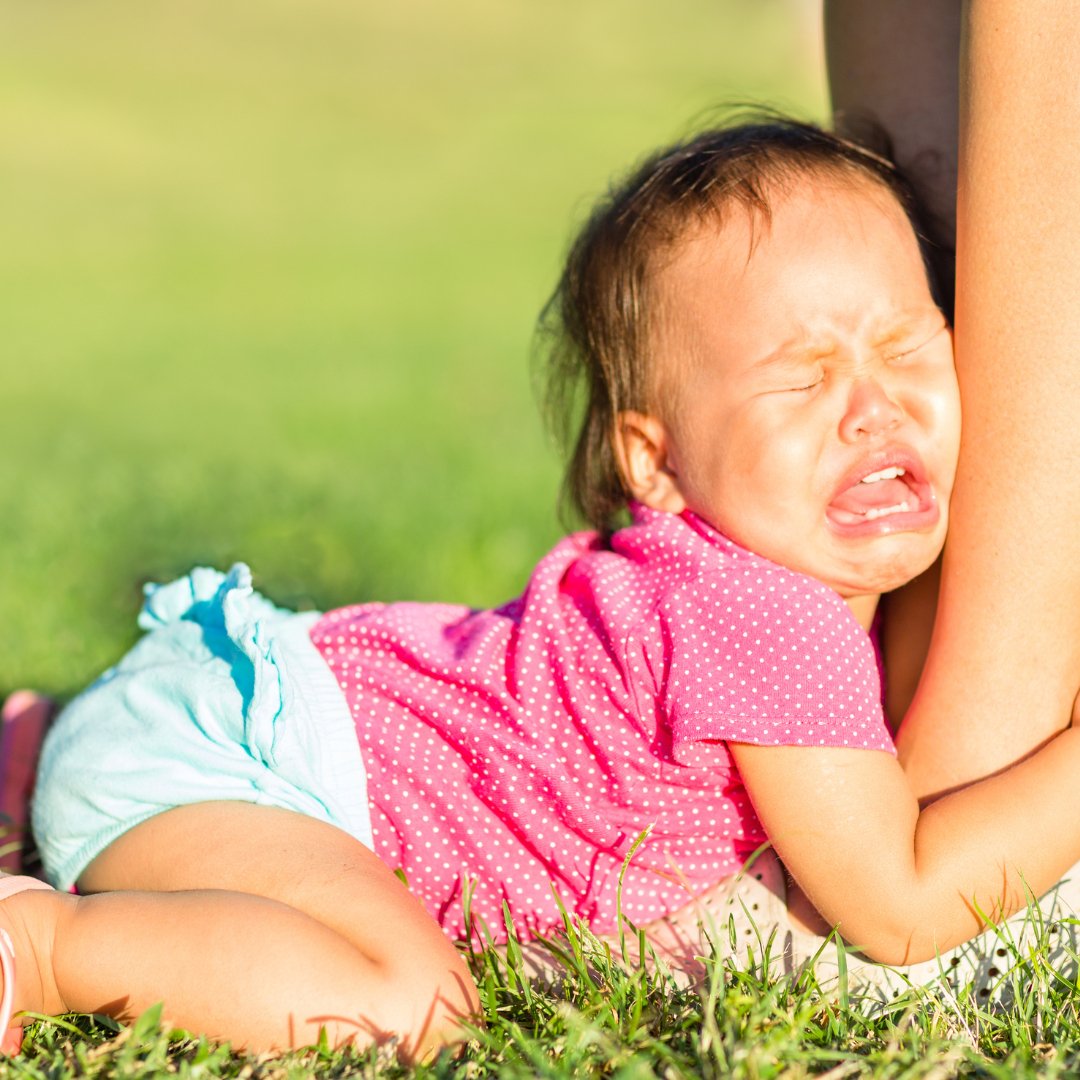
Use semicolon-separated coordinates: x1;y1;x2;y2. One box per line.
657;564;895;767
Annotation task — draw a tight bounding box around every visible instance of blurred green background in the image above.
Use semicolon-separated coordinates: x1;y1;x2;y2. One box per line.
1;0;826;697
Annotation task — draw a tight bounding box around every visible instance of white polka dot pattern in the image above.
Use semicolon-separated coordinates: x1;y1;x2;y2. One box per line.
309;505;894;943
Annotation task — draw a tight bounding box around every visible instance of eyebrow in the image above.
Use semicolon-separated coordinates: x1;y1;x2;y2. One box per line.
750;309;945;370
750;339;833;372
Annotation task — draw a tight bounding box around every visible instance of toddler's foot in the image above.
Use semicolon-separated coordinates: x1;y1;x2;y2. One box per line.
0;692;55;876
0;875;57;1053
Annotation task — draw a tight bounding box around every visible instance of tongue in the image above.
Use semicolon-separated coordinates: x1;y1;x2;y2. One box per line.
830;477;911;514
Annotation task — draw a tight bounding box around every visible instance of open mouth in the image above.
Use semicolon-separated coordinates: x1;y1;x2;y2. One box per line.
826;455;939;537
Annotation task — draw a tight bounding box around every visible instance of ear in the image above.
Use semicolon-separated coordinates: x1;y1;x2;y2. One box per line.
613;411;687;514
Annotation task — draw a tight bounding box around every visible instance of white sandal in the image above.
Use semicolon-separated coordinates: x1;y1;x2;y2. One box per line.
0;875;54;1054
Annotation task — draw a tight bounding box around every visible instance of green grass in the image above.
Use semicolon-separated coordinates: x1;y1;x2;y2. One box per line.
11;2;1078;1077
0;0;825;697
10;910;1080;1078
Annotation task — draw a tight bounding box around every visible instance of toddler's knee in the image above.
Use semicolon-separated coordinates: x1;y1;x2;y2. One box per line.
366;950;480;1063
4;888;80;1018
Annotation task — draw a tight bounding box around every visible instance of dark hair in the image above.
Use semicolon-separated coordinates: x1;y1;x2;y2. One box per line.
539;114;946;534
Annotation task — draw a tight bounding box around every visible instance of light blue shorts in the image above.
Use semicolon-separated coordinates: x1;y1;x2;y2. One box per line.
33;564;373;891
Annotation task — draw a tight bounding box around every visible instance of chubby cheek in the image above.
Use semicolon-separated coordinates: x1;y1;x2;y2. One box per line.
713;422;823;536
744;410;827;497
909;376;962;494
939;381;962;479
899;341;960;451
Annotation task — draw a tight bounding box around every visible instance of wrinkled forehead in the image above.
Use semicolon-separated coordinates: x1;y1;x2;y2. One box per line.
643;175;930;401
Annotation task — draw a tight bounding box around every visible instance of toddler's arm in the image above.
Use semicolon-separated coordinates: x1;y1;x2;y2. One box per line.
729;731;1080;965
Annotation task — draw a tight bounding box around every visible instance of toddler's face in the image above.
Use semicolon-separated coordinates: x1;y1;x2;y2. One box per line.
621;178;960;616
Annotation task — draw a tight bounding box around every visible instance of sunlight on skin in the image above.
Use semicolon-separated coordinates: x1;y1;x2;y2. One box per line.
827;1;1080;798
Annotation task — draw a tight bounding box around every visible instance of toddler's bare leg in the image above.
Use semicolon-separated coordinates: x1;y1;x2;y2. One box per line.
826;1;1080;799
896;3;1080;794
15;803;478;1060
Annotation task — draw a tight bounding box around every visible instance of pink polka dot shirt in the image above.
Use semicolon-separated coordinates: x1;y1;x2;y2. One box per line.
310;504;894;942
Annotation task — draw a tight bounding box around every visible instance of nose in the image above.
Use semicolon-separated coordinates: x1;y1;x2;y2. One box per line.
838;376;905;442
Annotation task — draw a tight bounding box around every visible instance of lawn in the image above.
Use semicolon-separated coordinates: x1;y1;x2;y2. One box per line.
12;912;1080;1077
6;1;1078;1076
0;0;824;696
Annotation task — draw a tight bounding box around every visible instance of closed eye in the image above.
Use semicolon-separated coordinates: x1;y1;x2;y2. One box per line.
787;370;824;392
884;321;950;364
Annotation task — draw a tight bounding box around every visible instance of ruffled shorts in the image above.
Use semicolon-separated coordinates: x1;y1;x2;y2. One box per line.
32;564;372;891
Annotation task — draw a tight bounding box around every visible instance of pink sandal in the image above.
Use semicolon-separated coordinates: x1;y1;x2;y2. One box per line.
0;874;55;1054
0;692;54;875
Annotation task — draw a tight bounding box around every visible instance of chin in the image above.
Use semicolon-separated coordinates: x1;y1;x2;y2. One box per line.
826;534;945;598
846;553;941;597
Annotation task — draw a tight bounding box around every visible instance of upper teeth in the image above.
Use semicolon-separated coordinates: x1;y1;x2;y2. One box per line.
861;466;906;483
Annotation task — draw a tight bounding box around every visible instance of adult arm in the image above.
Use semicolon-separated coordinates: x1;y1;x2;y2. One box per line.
827;0;1080;798
825;1;959;302
825;3;959;733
